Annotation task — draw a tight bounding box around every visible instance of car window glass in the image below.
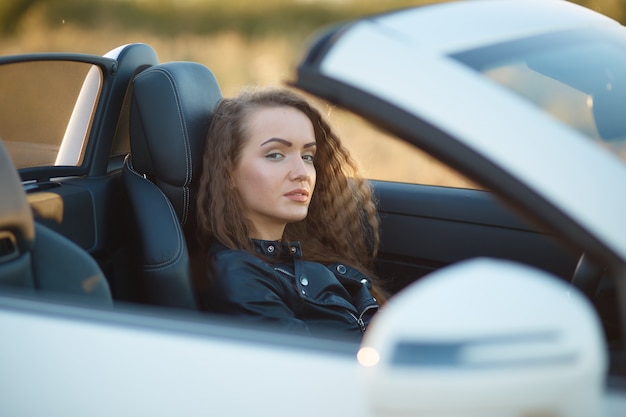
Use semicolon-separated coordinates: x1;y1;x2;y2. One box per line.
0;60;101;169
455;29;626;164
325;106;480;189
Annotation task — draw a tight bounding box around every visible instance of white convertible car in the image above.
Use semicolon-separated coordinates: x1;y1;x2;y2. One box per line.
1;0;625;416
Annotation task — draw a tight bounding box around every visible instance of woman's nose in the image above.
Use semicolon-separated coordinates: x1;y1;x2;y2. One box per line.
290;157;312;181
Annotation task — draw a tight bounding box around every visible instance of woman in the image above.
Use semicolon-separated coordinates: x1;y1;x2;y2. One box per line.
195;87;385;340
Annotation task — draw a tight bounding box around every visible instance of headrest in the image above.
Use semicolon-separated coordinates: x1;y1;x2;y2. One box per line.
0;140;35;258
129;62;222;225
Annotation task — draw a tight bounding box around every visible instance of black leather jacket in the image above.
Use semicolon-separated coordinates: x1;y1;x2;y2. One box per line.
203;239;379;341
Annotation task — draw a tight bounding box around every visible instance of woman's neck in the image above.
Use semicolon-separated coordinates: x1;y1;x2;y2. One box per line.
249;224;285;241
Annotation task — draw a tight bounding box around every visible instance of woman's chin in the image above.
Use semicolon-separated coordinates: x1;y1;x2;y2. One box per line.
285;211;309;224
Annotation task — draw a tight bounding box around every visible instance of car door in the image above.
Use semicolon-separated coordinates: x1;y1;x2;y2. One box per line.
0;43;159;301
371;179;579;295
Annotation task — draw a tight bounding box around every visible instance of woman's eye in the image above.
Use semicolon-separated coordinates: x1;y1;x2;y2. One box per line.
265;152;284;160
302;154;315;163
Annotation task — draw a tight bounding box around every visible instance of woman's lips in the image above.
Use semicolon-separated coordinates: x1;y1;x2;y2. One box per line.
284;189;309;202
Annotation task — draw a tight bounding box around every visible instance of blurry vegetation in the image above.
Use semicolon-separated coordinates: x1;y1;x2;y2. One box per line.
1;0;625;38
0;1;624;53
1;0;437;37
2;0;625;54
0;0;36;33
572;0;626;23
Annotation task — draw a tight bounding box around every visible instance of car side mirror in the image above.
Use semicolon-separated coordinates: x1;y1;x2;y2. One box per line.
359;258;607;417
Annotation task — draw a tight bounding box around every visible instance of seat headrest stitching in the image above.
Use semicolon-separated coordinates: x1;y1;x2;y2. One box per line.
181;186;189;226
164;72;193;184
173;91;192;225
159;68;193;214
156;67;194;223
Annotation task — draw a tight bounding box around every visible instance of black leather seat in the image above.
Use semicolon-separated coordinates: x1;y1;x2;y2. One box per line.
0;140;112;305
123;61;222;309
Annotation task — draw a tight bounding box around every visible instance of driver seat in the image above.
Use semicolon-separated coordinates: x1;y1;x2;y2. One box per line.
0;140;112;304
123;61;222;309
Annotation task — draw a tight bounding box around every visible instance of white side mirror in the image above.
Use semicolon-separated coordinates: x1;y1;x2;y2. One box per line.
360;258;607;417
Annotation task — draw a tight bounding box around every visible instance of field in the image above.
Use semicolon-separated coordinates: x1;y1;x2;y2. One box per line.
0;0;623;186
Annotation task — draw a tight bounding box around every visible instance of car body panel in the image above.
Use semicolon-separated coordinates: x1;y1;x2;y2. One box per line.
0;293;367;417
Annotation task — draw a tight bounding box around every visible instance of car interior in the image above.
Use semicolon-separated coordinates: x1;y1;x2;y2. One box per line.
0;139;112;306
0;43;623;378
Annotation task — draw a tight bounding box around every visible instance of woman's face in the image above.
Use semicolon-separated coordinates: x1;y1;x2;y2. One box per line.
233;105;317;240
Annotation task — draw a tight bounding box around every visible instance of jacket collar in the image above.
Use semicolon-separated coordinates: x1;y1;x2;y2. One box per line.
253;239;302;258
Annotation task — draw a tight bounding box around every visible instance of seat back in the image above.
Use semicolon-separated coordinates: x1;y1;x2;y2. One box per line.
123;61;222;309
0;140;112;305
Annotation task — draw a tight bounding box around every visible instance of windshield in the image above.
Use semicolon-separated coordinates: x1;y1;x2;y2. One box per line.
453;28;626;162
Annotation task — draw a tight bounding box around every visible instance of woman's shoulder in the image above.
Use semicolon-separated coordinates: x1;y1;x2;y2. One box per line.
209;241;267;267
207;241;289;294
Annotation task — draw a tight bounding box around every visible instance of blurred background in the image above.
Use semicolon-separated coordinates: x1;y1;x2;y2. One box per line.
1;0;624;185
2;0;622;96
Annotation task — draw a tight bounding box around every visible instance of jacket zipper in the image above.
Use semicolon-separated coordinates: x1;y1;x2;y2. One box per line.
345;311;364;332
274;267;295;278
347;304;378;333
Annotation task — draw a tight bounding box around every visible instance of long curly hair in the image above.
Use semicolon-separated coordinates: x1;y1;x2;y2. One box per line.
195;87;385;301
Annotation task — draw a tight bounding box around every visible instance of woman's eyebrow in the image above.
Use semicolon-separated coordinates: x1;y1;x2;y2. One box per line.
260;138;292;147
260;138;317;148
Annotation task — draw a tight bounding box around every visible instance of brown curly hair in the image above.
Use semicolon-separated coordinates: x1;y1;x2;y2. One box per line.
195;87;385;301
